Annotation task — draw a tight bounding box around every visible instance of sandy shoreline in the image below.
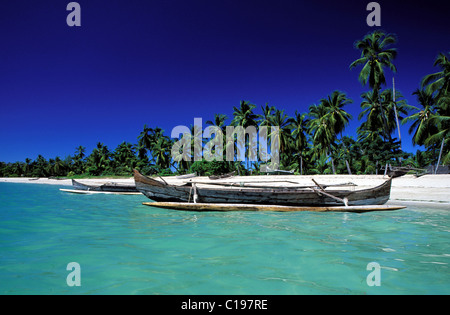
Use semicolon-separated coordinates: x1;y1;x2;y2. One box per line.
1;174;449;205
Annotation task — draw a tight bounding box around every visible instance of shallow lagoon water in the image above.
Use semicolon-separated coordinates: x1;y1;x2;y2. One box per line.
0;182;449;294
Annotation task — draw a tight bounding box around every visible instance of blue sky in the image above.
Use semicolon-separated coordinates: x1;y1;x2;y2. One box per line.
1;0;449;162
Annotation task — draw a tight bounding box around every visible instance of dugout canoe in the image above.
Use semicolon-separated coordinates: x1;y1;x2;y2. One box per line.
143;202;406;213
71;179;139;193
133;170;393;206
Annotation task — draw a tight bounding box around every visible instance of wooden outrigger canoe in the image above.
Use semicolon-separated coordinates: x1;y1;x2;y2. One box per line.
143;202;405;213
133;170;393;207
69;179;139;193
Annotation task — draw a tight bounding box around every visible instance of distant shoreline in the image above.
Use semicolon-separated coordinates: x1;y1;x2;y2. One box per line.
1;174;449;205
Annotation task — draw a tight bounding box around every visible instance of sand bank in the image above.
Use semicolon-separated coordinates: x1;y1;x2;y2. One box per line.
1;174;449;205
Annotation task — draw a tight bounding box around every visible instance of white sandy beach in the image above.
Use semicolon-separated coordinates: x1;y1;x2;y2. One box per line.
1;174;449;205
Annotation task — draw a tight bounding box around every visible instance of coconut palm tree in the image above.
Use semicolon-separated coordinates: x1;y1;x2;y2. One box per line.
380;89;413;140
269;108;292;156
231;101;258;169
350;30;398;99
288;111;309;174
308;91;352;174
86;142;111;175
205;113;228;164
420;52;450;166
137;124;153;160
421;52;450;102
231;100;258;128
73;145;86;174
75;146;86;160
258;103;276;126
402;89;437;146
113;142;138;174
350;30;398;146
152;136;173;170
320;90;353;136
359;90;386;137
308;102;333;159
206;113;228;131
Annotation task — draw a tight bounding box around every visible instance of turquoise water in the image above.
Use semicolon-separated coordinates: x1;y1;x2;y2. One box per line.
0;182;449;295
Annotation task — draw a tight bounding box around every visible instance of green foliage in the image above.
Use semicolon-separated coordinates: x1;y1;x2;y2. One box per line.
189;160;232;176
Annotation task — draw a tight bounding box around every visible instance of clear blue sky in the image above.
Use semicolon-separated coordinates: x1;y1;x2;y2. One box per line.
1;0;449;162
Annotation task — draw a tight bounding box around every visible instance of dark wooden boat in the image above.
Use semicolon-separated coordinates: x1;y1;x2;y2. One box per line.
382;165;427;178
71;179;138;193
134;170;393;206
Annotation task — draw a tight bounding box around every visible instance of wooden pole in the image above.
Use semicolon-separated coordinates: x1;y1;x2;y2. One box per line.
193;183;198;203
311;179;348;207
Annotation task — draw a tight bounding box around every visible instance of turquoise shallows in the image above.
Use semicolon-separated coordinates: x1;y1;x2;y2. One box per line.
0;183;449;294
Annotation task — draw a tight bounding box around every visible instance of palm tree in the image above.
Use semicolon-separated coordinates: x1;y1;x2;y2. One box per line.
428;115;449;165
137;124;153;160
205;113;228;163
152;136;173;170
421;52;450;102
206;113;228;132
258;103;276;126
308;91;352;174
359;90;386;137
75;146;86;160
113;142;137;174
402;89;437;146
269;108;292;156
73;145;86;174
24;158;32;176
231;100;258;128
320;90;353;136
308;102;333;159
380;88;413;140
350;30;398;99
86;142;111;175
350;30;398;146
288;111;309;174
421;52;450;166
53;157;65;176
231;101;258;169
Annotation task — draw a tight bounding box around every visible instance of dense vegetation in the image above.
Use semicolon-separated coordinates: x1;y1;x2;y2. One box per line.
1;31;448;177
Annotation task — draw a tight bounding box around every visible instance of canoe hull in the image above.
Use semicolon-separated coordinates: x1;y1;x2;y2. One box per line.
134;170;392;206
72;179;138;193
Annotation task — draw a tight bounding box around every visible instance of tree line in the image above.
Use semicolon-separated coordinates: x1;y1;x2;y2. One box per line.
1;31;448;178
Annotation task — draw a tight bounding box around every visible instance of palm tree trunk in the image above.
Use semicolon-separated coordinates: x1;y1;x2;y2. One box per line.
300;155;303;175
328;147;336;174
392;78;402;148
435;137;445;174
346;160;352;175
